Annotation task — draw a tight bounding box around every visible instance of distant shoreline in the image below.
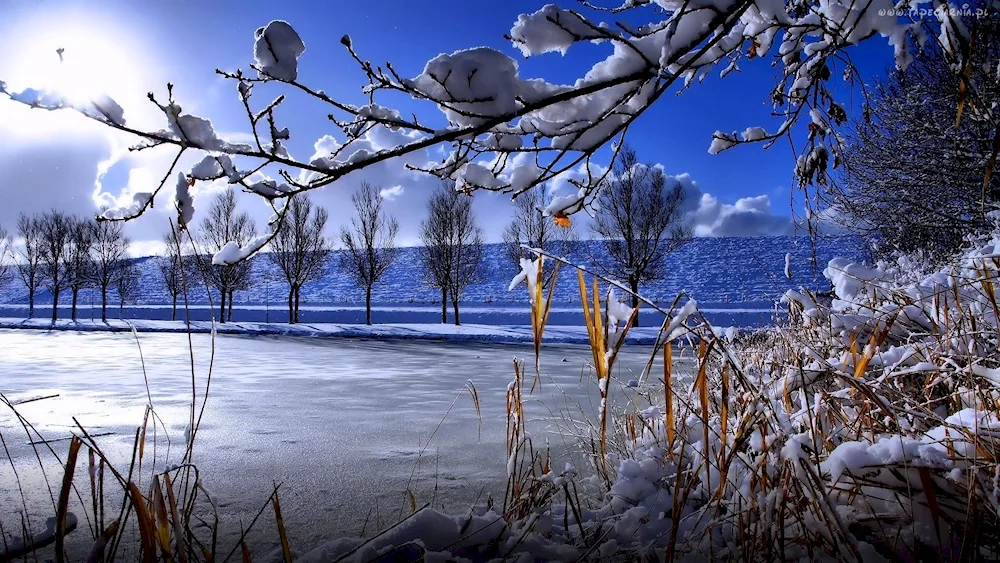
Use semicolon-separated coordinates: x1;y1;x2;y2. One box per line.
0;317;685;345
0;303;780;329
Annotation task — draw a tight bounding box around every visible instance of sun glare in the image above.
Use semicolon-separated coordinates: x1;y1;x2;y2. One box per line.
4;13;151;126
17;32;133;103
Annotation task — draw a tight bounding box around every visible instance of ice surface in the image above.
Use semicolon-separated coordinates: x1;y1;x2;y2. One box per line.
0;329;688;555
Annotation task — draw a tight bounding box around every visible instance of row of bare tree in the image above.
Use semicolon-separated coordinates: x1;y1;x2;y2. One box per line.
338;180;487;325
0;212;138;322
0;146;687;326
154;180;488;326
358;144;690;327
153;189;329;324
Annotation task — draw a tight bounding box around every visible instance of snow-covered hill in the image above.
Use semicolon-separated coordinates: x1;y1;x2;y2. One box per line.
0;236;861;312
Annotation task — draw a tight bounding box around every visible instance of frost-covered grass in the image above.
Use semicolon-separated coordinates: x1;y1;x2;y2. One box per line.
7;227;1000;562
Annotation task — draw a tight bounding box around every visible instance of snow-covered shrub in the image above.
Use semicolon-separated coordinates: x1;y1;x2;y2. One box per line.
455;238;1000;562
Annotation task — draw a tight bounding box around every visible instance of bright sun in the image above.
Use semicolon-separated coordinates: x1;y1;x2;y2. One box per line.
4;13;151;125
17;32;133;105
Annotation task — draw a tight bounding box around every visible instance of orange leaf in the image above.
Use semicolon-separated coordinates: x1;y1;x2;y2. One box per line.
553;214;571;228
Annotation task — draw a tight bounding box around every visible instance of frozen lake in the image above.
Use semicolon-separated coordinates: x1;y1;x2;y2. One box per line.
0;329;689;556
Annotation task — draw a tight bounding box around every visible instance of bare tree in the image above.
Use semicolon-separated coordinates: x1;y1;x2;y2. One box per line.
38;210;73;322
113;259;141;318
827;18;1000;260
591;145;690;325
339;182;398;325
419;190;453;324
89;219;132;322
17;214;43;317
269;194;331;323
197;190;257;323
157;232;192;321
502;185;575;287
65;217;95;321
419;182;484;326
0;224;13;288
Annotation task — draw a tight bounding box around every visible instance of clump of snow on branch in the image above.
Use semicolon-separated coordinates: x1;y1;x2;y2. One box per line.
508;256;540;296
0;82;125;126
190;154;240;181
741;126;767;142
170;155;247;228
506;162;543;194
246;179;293;198
407;48;522;127
544;189;587;217
100;192;152;220
212;234;272;266
708;131;737;154
508;5;607;56
456;162;504;190
156;102;253;152
253;20;305;81
174;173;195;228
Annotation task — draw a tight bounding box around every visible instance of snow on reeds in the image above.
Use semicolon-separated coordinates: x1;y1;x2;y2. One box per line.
9;224;1000;561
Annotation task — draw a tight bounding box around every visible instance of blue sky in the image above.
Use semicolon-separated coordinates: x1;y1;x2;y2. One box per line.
0;0;898;253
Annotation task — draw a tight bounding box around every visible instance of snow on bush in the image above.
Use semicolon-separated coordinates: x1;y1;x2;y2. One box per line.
378;228;1000;562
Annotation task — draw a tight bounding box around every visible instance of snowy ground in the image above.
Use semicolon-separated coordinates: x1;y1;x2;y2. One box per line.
0;316;706;345
0;329;693;556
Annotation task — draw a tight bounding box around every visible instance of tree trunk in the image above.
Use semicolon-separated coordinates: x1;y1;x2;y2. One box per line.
227;291;234;322
119;299;124;319
294;287;301;324
28;290;34;318
365;286;372;325
51;286;59;323
101;287;108;322
71;288;79;321
452;298;461;326
218;290;226;323
171;294;177;321
629;278;640;328
288;288;295;324
441;288;447;324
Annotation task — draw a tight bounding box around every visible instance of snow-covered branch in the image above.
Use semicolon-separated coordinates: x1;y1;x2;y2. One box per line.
2;0;985;263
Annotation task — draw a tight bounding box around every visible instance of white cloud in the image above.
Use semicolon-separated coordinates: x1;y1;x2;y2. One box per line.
690;193;793;237
379;185;404;200
310;134;341;162
669;173;793;237
548;160;609;195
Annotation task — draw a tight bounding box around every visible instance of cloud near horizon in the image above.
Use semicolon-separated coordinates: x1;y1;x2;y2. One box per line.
668;173;794;237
